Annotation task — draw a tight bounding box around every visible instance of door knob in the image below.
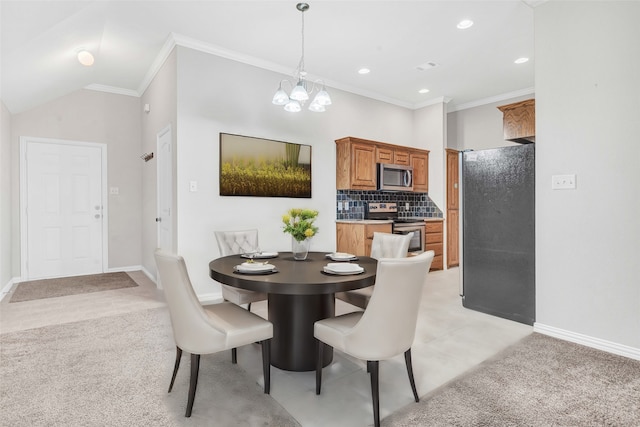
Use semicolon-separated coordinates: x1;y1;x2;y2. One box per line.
94;214;101;219
155;217;161;222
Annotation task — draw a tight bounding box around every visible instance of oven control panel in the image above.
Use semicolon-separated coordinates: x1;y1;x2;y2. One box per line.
366;202;398;219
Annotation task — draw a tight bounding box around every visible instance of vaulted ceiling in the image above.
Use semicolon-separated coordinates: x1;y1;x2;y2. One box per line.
0;1;536;114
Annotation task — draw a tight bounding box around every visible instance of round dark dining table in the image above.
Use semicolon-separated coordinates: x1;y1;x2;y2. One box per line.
209;251;377;371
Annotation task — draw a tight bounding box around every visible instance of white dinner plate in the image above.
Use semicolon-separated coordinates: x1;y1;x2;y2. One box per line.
235;263;276;273
241;252;279;259
323;263;364;275
326;252;358;261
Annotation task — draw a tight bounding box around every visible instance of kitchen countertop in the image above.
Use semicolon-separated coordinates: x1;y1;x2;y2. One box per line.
335;217;443;223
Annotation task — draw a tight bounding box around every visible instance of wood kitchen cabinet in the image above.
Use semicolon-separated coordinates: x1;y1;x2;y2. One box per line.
497;99;535;144
446;148;460;268
336;222;392;257
425;220;444;271
410;151;429;193
376;146;410;165
336;138;377;190
336;136;429;192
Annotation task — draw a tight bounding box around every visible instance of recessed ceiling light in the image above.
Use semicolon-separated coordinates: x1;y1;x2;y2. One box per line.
514;57;529;64
418;89;430;94
358;68;370;75
77;50;94;66
457;19;474;30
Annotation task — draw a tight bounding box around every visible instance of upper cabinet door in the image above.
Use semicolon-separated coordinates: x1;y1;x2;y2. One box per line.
410;151;429;193
350;143;377;189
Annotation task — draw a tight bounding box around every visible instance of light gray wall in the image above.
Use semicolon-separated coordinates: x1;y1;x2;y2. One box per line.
140;48;177;280
1;101;11;287
447;93;533;151
173;46;440;297
535;2;640;351
413;102;446;208
10;90;143;274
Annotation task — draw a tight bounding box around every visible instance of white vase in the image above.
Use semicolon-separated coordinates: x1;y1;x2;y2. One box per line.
291;237;310;260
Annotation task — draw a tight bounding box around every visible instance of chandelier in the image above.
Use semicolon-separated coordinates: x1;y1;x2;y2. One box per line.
272;3;332;113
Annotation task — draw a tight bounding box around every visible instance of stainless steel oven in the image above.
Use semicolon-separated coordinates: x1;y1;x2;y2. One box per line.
392;221;425;254
365;202;425;254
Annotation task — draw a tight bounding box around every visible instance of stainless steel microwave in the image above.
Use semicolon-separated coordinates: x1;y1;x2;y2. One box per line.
377;163;413;191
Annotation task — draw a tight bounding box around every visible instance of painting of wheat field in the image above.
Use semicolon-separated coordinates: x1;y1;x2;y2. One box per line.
219;133;312;198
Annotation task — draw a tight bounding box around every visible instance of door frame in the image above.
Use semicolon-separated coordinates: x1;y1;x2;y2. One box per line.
156;124;173;254
19;136;108;280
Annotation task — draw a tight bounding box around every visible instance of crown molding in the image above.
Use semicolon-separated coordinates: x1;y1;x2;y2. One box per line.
96;32;533;113
84;84;139;97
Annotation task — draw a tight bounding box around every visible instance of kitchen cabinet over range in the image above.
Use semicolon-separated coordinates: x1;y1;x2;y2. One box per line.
335;137;430;192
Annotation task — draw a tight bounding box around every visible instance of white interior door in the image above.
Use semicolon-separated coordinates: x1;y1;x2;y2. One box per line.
23;139;104;279
157;125;173;252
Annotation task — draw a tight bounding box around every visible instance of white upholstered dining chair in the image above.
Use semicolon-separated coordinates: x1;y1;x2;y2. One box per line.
335;231;413;310
214;229;268;311
314;250;434;427
154;249;273;417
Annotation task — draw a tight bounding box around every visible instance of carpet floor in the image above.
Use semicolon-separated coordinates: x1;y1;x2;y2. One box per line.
0;307;298;427
9;272;138;303
383;333;640;426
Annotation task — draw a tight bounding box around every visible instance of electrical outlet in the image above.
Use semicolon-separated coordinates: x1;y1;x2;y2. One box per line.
344;201;349;210
551;174;576;190
337;201;343;211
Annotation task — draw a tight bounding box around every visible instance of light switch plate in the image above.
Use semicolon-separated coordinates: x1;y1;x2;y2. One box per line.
552;174;576;190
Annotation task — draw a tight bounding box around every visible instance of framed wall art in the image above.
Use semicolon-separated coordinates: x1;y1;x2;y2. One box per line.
219;133;312;198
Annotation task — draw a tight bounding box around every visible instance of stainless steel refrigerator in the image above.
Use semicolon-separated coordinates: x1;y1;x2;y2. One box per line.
460;144;535;325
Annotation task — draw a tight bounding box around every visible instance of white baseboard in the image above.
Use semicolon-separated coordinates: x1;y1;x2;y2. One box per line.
534;322;640;361
0;277;18;302
105;265;143;273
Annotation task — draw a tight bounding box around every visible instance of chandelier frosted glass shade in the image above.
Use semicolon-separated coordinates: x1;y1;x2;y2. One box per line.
284;100;302;113
272;84;290;106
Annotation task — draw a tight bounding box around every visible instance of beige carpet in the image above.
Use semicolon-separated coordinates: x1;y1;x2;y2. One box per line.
0;307;298;427
10;272;138;303
383;333;640;426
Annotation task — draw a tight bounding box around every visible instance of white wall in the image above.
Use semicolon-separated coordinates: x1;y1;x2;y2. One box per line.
174;46;430;298
447;93;533;151
535;2;640;353
140;49;177;280
10;89;143;274
0;101;11;288
413;102;447;209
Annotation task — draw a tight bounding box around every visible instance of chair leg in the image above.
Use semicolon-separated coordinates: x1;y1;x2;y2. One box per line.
369;360;380;427
316;340;324;395
168;346;182;393
247;302;252;312
261;339;271;394
232;348;237;364
185;354;200;417
404;348;419;402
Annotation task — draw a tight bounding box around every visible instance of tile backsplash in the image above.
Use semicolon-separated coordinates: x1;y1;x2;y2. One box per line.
336;190;443;220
